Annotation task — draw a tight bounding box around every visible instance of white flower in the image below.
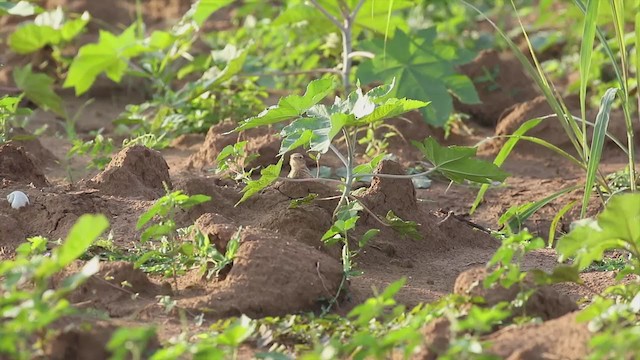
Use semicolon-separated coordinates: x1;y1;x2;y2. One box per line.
7;191;29;209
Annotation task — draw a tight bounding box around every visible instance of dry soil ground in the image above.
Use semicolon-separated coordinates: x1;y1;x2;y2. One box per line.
1;1;638;359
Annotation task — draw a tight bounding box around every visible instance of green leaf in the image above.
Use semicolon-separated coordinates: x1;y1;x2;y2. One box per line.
289;193;318;209
8;9;89;53
137;201;166;229
557;193;640;270
359;229;380;248
60;12;90;41
191;0;233;26
274;0;412;36
13;65;65;117
236;158;284;205
356;98;429;125
141;222;175;242
179;194;211;208
470;118;543;214
357;28;478;126
9;24;60;54
64;25;146;95
499;185;580;232
530;265;582;286
581;87;618;217
54;214;109;271
134;250;161;268
385;211;421;240
235;77;337;131
415;137;509;184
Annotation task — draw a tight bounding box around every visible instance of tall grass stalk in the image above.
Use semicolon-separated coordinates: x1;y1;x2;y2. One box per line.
462;0;639;219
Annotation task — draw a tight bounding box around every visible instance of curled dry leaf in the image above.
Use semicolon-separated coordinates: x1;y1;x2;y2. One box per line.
7;191;29;209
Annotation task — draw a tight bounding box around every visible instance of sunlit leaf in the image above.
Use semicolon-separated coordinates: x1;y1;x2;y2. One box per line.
558;193;640;269
235;77;337;131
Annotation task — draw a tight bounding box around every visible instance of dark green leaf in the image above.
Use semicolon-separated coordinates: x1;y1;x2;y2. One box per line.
385;211;421;240
236;158;284;205
13;65;65;116
415;137;509;184
359;229;380;248
357;28;478;126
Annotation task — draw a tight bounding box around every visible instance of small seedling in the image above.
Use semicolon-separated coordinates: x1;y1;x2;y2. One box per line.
135;189;211;287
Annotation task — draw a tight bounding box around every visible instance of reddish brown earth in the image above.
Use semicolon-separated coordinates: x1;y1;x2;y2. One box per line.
1;1;637;359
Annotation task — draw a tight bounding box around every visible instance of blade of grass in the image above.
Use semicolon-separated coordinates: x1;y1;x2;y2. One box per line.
508;0;587;155
548;200;578;248
470;118;543;214
581;87;618;217
572;0;624;86
578;0;600;161
636;12;640;123
459;0;586;163
499;185;580;232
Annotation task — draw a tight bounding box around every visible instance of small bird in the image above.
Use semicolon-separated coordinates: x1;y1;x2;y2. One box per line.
288;153;313;179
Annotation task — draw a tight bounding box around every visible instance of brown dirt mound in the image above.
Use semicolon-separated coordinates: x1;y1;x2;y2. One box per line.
454;267;577;321
186;120;280;171
0;214;25;258
418;318;451;360
485;311;590;359
180;226;343;318
480;95;636;156
0;143;49;187
454;50;539;127
45;318;161;360
54;261;172;318
88;145;171;200
417;311;590;359
7;128;58;169
360;159;417;221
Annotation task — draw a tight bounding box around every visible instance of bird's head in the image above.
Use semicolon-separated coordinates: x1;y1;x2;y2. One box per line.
289;153;307;169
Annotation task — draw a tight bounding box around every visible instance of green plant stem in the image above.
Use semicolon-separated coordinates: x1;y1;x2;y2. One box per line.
334;129;356;218
241;68;342;78
352;168;436;180
330;144;349;167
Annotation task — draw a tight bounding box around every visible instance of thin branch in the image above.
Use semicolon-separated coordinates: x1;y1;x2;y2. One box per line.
277;176;345;186
240;68;341;78
349;195;390;228
309;0;345;31
353;168;436;180
349;0;366;21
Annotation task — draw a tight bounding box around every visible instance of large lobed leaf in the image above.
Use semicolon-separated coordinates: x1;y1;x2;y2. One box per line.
64;25;147;95
13;65;65;117
557;193;640;270
8;9;90;54
357;28;479;126
235;77;337;132
414;137;509;184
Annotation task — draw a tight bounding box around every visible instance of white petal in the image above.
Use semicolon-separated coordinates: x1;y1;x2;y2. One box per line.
7;191;29;209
